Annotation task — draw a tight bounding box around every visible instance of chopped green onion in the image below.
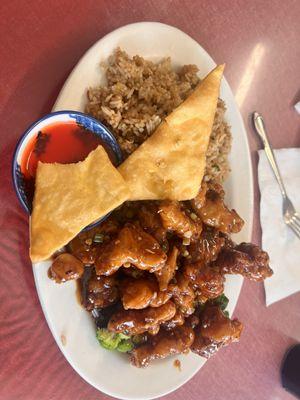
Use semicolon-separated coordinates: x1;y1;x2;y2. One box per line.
94;233;104;243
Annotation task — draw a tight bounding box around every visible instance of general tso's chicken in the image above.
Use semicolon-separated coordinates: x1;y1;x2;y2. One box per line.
131;324;195;367
108;301;176;335
190;182;208;213
121;278;157;310
138;203;167;245
191;305;243;358
201;306;242;342
120;277;172;310
68;219;119;264
197;183;244;234
68;235;98;265
183;262;225;301
188;226;225;264
186;314;200;329
49;253;84;283
95;223;167;276
169;273;196;316
155;246;178;291
150;290;173;307
85;272;119;310
216;242;273;281
162;311;185;330
158;200;202;240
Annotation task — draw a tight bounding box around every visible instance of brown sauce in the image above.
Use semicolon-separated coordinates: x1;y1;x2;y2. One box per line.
47;267;53;280
173;359;181;371
60;334;67;346
76;266;93;308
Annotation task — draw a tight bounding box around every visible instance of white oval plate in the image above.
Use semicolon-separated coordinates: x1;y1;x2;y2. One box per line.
33;22;253;400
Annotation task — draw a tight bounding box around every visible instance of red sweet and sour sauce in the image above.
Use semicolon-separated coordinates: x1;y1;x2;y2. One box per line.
20;121;116;206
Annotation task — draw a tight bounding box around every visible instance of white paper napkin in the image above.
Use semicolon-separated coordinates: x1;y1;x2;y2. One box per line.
258;148;300;306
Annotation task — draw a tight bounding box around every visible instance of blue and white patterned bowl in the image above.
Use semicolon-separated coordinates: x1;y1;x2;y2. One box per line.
12;110;123;230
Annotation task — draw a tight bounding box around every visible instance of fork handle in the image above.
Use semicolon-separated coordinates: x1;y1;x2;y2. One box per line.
253;112;287;199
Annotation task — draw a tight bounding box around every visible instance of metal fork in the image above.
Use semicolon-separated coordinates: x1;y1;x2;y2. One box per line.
253;112;300;239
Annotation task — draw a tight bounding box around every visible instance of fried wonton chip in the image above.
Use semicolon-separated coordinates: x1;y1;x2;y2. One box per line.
118;64;225;201
30;146;129;262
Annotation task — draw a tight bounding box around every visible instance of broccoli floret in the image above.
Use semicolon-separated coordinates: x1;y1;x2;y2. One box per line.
211;294;230;317
96;328;120;350
118;333;130;340
213;294;229;311
96;328;133;352
117;339;134;353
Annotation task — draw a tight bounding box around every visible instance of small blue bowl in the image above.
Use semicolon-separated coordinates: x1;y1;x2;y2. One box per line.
12;110;123;230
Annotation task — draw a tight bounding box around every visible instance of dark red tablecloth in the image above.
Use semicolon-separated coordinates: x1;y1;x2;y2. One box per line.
1;1;300;399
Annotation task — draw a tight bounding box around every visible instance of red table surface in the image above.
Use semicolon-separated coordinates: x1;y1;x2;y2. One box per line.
1;1;300;399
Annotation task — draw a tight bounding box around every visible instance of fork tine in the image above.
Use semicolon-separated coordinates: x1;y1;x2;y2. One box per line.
293;213;300;224
291;215;300;229
289;223;300;239
288;220;300;239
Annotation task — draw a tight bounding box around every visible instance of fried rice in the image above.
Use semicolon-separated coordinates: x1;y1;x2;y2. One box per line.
86;48;231;182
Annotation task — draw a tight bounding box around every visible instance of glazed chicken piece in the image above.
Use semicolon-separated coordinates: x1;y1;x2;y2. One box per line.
216;242;273;281
191;305;243;358
85;272;119;310
169;273;196;316
49;253;84;283
162;310;185;330
155;246;178;291
120;277;171;310
150;290;173;307
131;324;195;367
197;183;244;234
188;226;225;264
158;200;202;240
68;234;97;265
186;314;200;329
68;218;119;264
183;262;225;301
121;278;157;310
190;181;208;212
95;223;167;276
138;203;167;245
108;301;176;335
